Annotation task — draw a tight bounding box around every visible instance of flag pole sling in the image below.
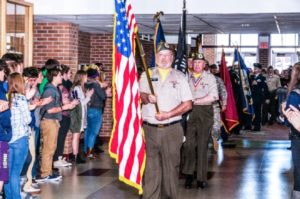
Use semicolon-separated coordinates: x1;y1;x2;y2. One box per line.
135;32;160;113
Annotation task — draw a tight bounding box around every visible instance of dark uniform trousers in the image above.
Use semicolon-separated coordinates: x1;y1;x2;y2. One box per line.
182;105;213;182
253;100;262;130
143;123;183;199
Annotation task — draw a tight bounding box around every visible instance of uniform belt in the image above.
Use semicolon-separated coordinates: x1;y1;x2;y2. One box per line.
143;120;181;128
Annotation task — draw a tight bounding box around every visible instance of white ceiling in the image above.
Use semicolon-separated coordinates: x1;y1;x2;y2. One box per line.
34;13;300;35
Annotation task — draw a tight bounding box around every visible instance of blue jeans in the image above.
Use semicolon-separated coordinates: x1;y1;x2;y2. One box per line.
32;126;40;178
84;108;102;152
4;136;28;199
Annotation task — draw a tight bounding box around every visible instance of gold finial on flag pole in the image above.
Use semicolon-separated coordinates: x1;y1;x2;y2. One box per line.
153;11;164;23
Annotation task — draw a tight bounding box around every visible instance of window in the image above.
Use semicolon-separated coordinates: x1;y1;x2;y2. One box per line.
270;34;299;71
215;34;258;66
0;0;33;66
230;34;241;46
241;34;258;46
216;34;229;46
271;34;298;46
216;47;257;68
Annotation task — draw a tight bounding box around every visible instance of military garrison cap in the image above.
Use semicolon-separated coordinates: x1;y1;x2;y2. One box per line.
193;52;206;61
157;41;173;53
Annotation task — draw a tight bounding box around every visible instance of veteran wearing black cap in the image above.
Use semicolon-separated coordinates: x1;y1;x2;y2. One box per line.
182;52;218;189
250;63;269;131
139;41;192;199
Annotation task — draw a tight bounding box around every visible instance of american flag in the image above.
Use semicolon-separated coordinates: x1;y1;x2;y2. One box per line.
109;0;145;194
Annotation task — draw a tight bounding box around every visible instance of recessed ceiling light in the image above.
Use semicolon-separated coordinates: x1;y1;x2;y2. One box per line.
241;23;250;27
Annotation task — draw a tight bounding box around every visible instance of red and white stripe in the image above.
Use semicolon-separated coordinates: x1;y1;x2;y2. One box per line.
110;0;145;194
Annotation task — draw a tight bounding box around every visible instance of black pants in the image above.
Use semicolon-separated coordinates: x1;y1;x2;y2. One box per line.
292;139;300;191
253;101;262;130
53;116;71;161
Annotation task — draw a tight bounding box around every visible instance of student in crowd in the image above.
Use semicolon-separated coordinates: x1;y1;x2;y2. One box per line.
0;60;11;195
4;73;32;199
84;68;107;158
284;62;300;199
36;66;77;182
94;63;111;154
39;59;60;95
70;70;94;163
22;67;52;193
1;53;24;74
53;64;75;168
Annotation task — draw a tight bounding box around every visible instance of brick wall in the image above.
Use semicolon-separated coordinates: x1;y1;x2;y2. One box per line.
259;49;269;68
78;31;91;65
33;22;79;72
203;34;216;65
135;40;153;73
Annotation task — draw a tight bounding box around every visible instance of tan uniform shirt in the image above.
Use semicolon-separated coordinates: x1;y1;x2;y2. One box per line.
189;71;219;105
139;68;193;124
266;74;281;92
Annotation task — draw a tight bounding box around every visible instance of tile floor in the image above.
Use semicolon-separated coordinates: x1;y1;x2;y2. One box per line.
24;125;293;199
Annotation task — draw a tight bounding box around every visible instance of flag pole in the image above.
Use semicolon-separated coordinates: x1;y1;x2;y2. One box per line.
135;32;160;113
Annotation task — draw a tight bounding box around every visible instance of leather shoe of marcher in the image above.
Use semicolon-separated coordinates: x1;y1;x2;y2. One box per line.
197;181;208;189
185;175;193;189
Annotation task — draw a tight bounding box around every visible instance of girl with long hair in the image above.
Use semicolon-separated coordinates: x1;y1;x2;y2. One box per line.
70;70;93;163
4;73;31;199
285;62;300;198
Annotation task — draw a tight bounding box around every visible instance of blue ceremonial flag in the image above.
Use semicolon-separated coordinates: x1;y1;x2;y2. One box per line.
150;21;165;67
233;49;255;119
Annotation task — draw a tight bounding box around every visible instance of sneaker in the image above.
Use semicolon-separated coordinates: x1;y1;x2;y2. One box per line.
23;185;41;193
35;175;48;183
35;174;62;183
62;157;72;166
32;179;38;186
87;153;95;159
53;157;69;168
46;174;62;181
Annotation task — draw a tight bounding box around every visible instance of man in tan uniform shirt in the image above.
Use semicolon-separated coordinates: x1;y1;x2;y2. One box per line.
139;42;192;199
182;52;218;189
263;66;281;124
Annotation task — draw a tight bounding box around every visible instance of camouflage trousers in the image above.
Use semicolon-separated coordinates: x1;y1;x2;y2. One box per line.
212;103;221;139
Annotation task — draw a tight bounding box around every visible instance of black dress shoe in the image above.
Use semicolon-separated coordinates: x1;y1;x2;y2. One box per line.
197;181;207;189
185;175;193;189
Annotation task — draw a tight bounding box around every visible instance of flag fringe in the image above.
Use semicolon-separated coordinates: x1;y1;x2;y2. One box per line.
118;150;146;195
221;120;240;134
109;11;119;164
